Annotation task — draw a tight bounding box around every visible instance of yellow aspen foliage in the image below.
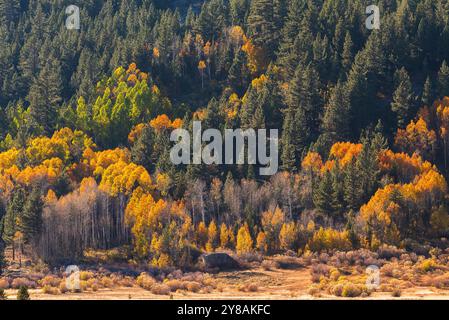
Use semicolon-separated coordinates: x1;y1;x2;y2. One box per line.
0;148;20;170
26;136;69;164
45;189;58;204
198;60;207;71
307;228;352;252
279;222;297;251
83;147;131;177
193;109;207;121
150;114;183;132
156;173;171;196
219;223;230;248
329;142;363;167
196;222;208;250
229;26;246;45
236;223;253;254
379;150;433;181
128;123;146;144
203;42;212;57
395;117;437;158
241;39;266;75
301;152;323;172
256;231;268;253
99;161;152;196
16;158;64;186
207;220;218;252
153;47;160;59
251;74;268;92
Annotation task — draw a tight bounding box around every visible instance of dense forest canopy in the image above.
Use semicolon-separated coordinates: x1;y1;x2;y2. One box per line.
1;0;449;269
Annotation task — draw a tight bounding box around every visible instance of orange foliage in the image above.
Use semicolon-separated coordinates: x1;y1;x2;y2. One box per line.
149;114;183;132
329;142;363;166
301;152;323;172
395;117;436;158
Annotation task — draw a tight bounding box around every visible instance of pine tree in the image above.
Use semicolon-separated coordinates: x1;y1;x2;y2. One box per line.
228;50;249;94
282;64;321;168
3;187;26;261
391;68;415;129
343;158;361;211
314;171;338;216
438;61;449;97
131;125;155;172
28;58;63;135
422;76;436;106
19;187;43;245
247;0;278;61
341;32;354;75
230;0;249;26
321;81;350;144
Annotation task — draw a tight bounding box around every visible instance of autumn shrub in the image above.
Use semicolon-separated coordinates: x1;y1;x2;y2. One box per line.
40;275;61;287
377;245;404;260
185;281;201;293
59;280;68;293
100;276;114;288
238;283;258;292
0;278;10;289
42;285;60;295
418;259;438;273
136;273;156;290
330;269;341;281
151;283;170;295
341;283;364;298
311;264;331;278
273;256;303;269
79;271;94;281
11;278;37;289
329;283;344;297
425;273;449;288
119;276;135;287
165;279;185;292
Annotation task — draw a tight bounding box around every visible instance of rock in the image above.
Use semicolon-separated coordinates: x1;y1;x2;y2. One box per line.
200;253;240;271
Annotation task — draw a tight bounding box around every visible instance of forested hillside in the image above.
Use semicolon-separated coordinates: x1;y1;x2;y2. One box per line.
1;0;449;270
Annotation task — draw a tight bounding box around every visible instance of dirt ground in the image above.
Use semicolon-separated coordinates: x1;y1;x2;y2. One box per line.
4;267;449;300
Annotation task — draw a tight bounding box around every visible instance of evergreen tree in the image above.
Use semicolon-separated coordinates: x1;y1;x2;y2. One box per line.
3;187;26;260
391;68;415;129
131;125;155;172
422;76;436;106
314;170;338;216
343;158;361;211
28;58;63;135
438;61;449;97
247;0;278;61
321;81;351;144
17;286;30;300
20;187;43;245
341;32;354;75
281;64;321;169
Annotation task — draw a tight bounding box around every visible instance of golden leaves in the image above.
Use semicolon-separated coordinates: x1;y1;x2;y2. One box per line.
149;114;183;132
